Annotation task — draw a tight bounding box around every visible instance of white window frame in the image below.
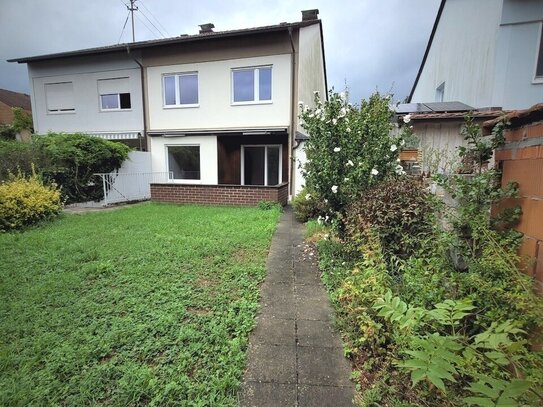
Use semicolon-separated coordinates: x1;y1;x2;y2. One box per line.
231;66;273;106
240;144;282;186
45;81;75;114
533;22;543;84
99;93;132;112
165;144;201;183
162;72;199;108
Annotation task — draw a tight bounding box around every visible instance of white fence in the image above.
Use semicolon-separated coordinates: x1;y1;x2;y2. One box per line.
95;171;171;205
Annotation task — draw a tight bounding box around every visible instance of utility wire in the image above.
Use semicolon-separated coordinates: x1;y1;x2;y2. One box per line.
119;0;164;40
138;0;171;37
117;11;131;44
137;8;167;38
134;10;163;38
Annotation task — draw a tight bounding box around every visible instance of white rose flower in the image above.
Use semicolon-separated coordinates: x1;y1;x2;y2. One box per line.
332;118;337;125
403;114;412;124
346;127;351;133
305;193;311;200
333;147;341;152
400;139;405;146
339;107;347;117
344;177;349;181
331;185;338;194
390;144;397;152
371;168;379;176
346;160;354;167
298;101;304;108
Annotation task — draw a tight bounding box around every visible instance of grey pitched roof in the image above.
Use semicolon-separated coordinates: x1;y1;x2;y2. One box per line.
8;20;320;63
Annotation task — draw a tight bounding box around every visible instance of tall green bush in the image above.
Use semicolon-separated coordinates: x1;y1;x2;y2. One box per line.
34;133;130;203
299;91;406;220
0;140;43;180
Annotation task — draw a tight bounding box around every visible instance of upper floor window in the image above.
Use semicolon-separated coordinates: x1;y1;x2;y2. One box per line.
536;25;543;80
232;66;272;104
45;82;75;113
98;78;131;111
163;73;199;107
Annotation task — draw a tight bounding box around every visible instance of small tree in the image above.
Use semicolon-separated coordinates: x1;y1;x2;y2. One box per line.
11;107;33;134
299;91;406;220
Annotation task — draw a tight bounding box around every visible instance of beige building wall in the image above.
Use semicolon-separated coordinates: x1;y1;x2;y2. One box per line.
146;54;292;132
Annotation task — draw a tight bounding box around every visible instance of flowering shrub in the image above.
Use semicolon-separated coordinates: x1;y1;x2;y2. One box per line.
299;91;406;219
0;172;62;231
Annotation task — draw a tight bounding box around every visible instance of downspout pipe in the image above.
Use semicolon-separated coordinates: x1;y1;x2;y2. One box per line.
288;27;296;199
126;45;148;151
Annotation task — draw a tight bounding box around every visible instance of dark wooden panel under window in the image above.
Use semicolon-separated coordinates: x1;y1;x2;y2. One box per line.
217;134;288;185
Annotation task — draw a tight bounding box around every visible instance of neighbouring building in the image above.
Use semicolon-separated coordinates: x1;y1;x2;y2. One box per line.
9;9;327;205
0;88;31;126
395;102;503;175
409;0;543;111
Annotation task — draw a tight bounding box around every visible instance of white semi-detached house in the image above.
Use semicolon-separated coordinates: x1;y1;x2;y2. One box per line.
9;9;327;205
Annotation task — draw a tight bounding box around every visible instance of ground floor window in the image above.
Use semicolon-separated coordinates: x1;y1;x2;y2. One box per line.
242;145;281;186
167;145;200;180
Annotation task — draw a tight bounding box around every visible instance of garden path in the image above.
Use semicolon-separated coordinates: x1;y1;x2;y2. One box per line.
238;208;356;407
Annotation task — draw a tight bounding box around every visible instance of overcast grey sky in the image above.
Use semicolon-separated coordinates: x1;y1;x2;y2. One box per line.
0;0;440;104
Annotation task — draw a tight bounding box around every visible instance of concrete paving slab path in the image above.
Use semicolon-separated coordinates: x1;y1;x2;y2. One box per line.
239;208;356;407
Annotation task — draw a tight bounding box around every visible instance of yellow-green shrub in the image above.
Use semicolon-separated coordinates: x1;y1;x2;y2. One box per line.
0;174;63;231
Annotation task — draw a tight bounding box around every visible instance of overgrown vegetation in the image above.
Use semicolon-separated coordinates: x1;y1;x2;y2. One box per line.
0;203;281;405
0;171;62;231
300;100;543;406
0;133;130;204
0;107;33;141
344;178;437;261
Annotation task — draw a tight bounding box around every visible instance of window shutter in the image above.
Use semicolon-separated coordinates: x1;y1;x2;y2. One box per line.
45;82;75;111
98;77;129;95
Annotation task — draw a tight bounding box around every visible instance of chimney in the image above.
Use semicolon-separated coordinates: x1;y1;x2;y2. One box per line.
301;9;319;21
199;23;215;34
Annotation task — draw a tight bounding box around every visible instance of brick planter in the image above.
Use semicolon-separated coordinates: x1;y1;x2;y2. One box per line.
150;182;289;206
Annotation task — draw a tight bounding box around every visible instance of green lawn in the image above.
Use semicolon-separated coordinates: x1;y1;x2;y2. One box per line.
0;203;281;406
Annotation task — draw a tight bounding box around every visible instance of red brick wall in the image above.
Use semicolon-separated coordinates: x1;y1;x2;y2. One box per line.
495;121;543;290
150;183;289;206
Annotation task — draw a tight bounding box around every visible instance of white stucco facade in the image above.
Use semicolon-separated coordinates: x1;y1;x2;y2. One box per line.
146;54;292;132
411;0;543;110
149;135;218;184
28;53;144;135
293;24;327;195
